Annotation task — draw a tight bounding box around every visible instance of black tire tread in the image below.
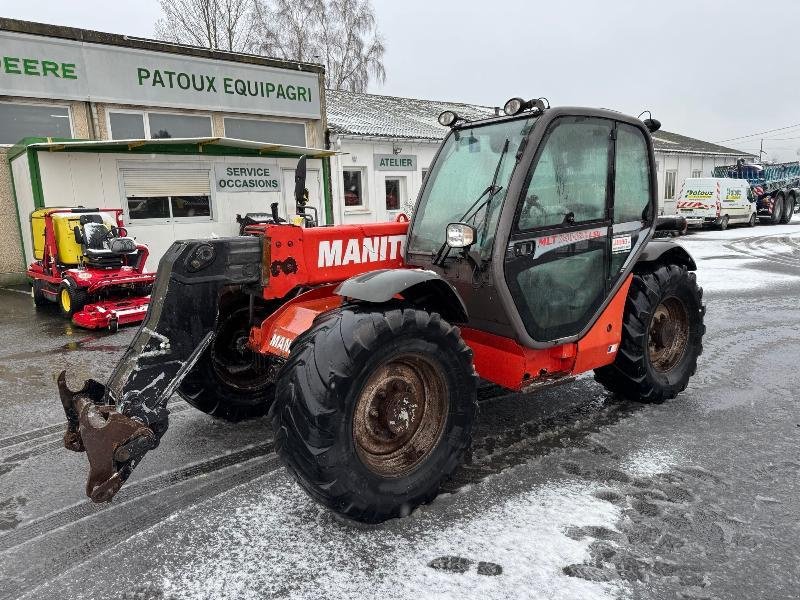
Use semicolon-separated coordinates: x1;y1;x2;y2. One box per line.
594;264;705;403
271;305;477;523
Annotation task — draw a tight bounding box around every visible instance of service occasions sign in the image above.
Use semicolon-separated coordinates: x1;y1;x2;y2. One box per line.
215;163;281;192
0;31;321;119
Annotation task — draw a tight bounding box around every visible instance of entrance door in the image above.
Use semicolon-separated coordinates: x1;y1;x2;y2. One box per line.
503;116;651;343
280;168;323;224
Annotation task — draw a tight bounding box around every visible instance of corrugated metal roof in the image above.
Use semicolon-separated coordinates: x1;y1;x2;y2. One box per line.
326;90;754;158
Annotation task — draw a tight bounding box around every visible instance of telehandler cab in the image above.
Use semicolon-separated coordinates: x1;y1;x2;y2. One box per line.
58;101;704;523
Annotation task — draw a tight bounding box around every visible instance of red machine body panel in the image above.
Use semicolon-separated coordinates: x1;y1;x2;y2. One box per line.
246;221;410;299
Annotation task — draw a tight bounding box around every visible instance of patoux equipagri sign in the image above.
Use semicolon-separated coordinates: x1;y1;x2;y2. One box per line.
0;30;321;120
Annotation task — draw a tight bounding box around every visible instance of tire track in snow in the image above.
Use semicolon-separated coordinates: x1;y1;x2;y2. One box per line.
722;233;800;269
0;440;274;553
1;452;281;600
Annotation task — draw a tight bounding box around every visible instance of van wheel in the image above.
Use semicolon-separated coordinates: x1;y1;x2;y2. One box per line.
748;212;757;227
717;215;729;230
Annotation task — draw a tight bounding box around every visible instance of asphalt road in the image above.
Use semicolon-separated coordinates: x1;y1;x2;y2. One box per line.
0;220;799;600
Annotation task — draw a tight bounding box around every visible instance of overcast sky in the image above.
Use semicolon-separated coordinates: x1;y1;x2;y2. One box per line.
4;0;800;159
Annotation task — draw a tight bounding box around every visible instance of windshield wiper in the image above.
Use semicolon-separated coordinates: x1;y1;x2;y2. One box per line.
432;138;510;267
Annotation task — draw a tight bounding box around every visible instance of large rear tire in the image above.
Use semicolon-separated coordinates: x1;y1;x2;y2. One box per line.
780;196;794;224
178;305;277;422
771;195;784;224
271;306;477;523
594;264;705;403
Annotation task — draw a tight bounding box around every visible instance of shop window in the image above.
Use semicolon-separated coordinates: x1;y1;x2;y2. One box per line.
385;177;404;211
692;169;702;178
128;197;170;219
109;112;146;139
122;168;212;221
171;195;211;217
343;169;365;208
0;102;71;144
224;117;306;146
148;113;212;139
664;170;677;200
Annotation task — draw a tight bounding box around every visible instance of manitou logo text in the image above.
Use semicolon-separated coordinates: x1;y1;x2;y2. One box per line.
269;334;292;353
317;235;406;268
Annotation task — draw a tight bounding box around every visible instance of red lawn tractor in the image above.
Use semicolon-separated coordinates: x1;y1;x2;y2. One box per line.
28;208;156;330
58;102;705;523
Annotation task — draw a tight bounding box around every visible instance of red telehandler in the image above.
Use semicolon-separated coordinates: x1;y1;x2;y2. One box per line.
58;101;704;523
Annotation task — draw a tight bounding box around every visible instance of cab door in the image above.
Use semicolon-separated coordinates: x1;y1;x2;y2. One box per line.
503;117;652;344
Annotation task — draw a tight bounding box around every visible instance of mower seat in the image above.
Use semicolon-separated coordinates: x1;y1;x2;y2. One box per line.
79;216;137;269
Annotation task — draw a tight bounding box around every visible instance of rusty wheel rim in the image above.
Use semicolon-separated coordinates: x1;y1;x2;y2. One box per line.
353;353;448;478
648;297;689;373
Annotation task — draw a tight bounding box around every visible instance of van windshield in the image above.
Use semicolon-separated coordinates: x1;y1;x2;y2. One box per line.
408;116;536;255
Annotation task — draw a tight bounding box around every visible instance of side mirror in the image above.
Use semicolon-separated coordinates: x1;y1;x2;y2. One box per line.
446;222;477;248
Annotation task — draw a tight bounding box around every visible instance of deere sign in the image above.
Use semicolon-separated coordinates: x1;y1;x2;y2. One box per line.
0;30;321;119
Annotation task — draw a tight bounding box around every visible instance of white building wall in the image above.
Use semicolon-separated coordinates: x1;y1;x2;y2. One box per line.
27;151;324;269
654;152;741;214
330;137;748;222
331;137;440;224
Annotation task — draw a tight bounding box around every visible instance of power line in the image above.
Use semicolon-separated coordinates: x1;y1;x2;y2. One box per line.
716;122;800;143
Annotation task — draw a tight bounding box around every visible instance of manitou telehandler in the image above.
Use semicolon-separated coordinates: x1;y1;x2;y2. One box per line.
58;100;704;523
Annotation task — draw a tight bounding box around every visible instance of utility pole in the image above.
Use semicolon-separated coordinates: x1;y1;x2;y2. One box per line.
760;139;764;162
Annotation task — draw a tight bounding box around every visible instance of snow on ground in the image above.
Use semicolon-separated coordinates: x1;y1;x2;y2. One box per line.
676;219;800;293
156;471;623;600
45;465;625;600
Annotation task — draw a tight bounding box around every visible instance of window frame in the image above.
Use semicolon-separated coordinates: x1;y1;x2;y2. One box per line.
117;162;215;224
0;99;73;146
384;175;406;212
664;169;678;200
107;109;213;140
691;169;703;179
512;115;614;234
222;115;307;147
342;167;369;213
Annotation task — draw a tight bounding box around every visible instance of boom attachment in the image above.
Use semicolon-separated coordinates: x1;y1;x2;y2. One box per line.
58;236;263;502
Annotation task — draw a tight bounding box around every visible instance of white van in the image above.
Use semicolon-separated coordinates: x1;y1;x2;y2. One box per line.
676;177;756;229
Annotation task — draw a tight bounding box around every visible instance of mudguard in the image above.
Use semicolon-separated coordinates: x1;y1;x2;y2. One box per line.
636;240;697;271
334;268;469;323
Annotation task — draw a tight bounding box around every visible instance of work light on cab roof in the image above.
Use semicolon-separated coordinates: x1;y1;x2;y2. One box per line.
503;97;548;116
438;110;461;127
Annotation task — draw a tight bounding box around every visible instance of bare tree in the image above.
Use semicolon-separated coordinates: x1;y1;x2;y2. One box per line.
154;0;261;52
154;0;387;91
259;0;386;92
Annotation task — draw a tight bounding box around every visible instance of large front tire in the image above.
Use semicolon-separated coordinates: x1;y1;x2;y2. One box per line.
271;306;477;523
594;264;705;403
178;305;277;422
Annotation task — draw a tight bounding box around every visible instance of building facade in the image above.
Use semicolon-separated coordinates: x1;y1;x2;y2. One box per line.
0;19;329;282
326;90;754;223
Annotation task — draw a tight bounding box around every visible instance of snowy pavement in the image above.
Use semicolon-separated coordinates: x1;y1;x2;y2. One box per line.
1;220;799;600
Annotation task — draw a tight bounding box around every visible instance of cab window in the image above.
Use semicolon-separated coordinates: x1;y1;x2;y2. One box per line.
518;117;611;230
613;123;651;223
